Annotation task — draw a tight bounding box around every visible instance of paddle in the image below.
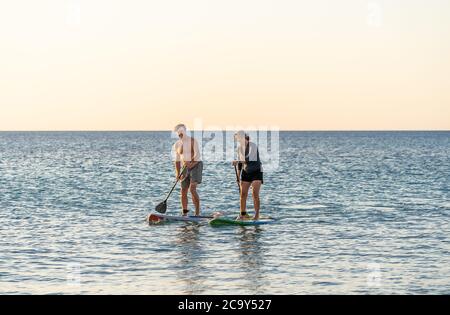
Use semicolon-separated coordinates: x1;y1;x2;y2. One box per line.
234;163;241;193
233;163;243;220
155;165;187;214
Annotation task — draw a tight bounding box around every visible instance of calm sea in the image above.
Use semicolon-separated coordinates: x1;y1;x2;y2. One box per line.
0;131;449;294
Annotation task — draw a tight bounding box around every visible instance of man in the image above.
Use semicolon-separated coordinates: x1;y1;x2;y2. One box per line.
173;124;203;216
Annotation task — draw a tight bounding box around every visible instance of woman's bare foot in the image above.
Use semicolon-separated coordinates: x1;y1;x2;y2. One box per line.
238;213;251;220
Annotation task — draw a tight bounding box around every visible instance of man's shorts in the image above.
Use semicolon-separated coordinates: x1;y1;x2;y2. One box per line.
181;162;203;189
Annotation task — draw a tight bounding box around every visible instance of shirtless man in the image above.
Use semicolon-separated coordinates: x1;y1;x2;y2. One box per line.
173;124;203;216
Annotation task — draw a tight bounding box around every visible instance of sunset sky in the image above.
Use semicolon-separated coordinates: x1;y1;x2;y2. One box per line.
1;0;449;130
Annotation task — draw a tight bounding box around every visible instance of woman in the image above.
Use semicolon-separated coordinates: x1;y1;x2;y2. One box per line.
232;131;263;220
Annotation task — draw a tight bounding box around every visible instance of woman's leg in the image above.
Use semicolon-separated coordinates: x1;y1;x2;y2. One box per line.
251;180;262;220
240;181;251;217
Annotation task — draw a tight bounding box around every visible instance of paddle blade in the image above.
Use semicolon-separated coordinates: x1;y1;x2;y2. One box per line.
155;200;167;214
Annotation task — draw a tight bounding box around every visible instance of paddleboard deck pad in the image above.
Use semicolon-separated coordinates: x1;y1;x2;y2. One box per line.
148;213;214;224
209;217;277;226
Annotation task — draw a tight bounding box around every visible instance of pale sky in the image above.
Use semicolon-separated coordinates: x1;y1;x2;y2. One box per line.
1;0;449;130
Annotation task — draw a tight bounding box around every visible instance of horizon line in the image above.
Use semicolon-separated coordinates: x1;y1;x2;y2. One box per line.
0;130;449;132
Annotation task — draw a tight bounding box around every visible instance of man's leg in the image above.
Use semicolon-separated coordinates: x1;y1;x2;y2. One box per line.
189;162;203;216
181;177;189;215
251;181;262;220
189;182;200;216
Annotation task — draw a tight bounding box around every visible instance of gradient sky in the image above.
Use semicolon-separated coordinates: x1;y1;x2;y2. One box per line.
1;0;449;130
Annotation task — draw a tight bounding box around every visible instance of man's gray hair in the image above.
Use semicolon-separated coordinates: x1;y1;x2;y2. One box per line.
174;124;187;132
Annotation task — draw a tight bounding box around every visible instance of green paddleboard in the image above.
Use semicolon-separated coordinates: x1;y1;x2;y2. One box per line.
209;217;277;226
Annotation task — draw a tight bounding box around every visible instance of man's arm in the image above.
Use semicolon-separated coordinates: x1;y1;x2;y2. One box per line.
173;142;182;177
175;161;181;178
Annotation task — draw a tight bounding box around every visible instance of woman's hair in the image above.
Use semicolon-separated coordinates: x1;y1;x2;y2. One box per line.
235;130;249;142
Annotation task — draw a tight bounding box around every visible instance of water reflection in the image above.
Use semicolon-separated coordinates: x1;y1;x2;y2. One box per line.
173;223;206;295
236;227;266;294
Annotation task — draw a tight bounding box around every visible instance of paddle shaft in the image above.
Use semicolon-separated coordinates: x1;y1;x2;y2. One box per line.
163;165;187;202
234;164;241;194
